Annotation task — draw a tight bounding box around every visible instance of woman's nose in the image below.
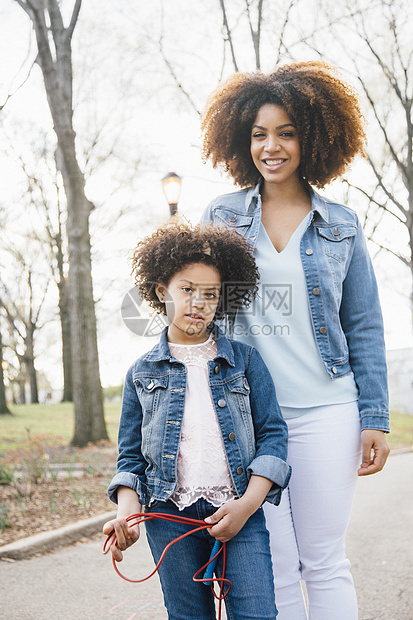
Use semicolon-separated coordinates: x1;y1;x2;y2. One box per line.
265;135;281;152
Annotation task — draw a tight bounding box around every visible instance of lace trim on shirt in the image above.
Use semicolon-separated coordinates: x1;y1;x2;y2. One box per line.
171;486;237;510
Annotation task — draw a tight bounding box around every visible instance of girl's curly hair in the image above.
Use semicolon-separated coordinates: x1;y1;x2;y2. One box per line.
130;220;259;319
201;61;366;189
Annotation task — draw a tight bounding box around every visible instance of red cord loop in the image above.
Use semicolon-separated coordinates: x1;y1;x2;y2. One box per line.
103;512;231;618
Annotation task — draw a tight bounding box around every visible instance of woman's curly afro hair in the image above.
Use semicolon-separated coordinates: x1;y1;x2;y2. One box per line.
201;60;366;189
130;220;259;319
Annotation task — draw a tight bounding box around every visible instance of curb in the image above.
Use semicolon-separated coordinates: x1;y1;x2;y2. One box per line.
0;510;116;561
0;451;410;562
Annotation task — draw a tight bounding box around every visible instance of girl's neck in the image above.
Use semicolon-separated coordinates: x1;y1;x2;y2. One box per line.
166;325;211;346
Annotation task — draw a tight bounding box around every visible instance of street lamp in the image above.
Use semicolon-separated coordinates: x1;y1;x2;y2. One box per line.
161;172;182;217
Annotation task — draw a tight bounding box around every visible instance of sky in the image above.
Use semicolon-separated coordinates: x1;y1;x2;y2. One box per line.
0;0;412;391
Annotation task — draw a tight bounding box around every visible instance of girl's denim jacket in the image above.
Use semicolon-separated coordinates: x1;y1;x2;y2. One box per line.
108;327;292;508
201;183;390;433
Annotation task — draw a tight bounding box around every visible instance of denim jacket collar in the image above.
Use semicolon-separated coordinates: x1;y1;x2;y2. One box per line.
245;180;330;223
144;326;236;367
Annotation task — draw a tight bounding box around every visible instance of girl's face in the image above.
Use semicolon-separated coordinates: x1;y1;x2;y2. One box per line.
250;104;301;189
156;262;221;345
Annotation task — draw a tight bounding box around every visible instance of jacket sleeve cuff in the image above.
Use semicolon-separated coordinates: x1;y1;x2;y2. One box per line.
107;472;140;504
360;411;390;433
247;455;292;506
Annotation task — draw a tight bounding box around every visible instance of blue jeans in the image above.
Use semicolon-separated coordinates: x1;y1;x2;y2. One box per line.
144;499;277;620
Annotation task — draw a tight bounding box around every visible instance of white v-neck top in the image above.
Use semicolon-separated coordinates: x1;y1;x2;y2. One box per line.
234;215;358;413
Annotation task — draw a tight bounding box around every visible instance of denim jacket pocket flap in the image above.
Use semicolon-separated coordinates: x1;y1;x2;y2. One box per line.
316;224;356;242
135;375;168;393
214;210;254;229
226;376;250;395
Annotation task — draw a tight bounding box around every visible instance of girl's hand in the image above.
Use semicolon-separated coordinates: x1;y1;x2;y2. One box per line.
358;429;390;476
102;517;140;562
204;498;253;543
205;475;274;542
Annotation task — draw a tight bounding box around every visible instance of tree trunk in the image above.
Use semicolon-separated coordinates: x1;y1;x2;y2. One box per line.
0;328;11;414
58;276;73;402
25;329;39;404
16;0;108;445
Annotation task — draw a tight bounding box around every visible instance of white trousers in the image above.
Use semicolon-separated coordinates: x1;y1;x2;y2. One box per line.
264;401;362;620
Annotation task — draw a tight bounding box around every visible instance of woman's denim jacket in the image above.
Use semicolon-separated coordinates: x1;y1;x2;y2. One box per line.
201;183;390;433
108;327;292;507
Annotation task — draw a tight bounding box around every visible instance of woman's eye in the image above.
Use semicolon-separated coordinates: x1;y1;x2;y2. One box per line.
205;292;217;299
182;286;192;293
280;131;294;138
252;132;265;138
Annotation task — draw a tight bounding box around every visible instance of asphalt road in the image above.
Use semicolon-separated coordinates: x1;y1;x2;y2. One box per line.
1;451;412;620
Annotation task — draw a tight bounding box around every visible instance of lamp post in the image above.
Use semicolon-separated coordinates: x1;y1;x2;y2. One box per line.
161;172;182;217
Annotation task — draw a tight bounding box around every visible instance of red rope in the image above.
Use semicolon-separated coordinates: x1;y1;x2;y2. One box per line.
103;512;231;619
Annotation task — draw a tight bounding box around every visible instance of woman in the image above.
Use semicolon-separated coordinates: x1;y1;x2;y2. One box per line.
201;61;390;620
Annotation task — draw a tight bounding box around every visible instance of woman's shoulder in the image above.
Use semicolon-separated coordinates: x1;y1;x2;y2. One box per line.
312;190;359;225
204;186;254;212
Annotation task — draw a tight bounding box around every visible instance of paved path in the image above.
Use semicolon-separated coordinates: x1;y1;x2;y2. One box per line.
1;451;412;619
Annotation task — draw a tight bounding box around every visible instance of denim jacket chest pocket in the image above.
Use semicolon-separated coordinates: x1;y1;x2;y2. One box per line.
213;209;254;239
135;375;169;414
316;224;357;263
225;375;252;414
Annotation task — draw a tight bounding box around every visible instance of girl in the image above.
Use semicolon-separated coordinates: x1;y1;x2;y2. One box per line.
201;61;390;620
103;221;291;620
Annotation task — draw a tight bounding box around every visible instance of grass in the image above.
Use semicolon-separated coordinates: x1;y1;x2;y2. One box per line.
388;410;413;450
0;402;121;454
0;403;411;453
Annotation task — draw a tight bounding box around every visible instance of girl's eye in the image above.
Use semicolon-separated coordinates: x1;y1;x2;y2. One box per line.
252;132;265;138
205;292;217;299
182;286;192;293
280;131;295;138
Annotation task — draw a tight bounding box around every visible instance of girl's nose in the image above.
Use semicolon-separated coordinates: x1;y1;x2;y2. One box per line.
192;294;204;308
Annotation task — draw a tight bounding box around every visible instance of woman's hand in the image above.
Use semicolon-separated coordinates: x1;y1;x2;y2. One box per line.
102;517;140;562
358;429;390;476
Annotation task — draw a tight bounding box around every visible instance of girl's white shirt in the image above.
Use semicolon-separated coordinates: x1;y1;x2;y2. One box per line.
168;333;237;510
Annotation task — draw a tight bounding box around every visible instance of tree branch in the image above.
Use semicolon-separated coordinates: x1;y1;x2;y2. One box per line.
67;0;82;40
219;0;239;72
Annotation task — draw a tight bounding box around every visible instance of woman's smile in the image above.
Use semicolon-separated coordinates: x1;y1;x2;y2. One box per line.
250;104;301;188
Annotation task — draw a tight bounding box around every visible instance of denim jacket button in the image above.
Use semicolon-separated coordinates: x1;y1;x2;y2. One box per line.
306;248;313;255
218;399;226;408
319;326;327;334
312;287;320;295
229;432;235;441
236;466;243;475
332;366;338;374
333;227;340;236
230;215;237;223
214;365;220;374
147;380;154;389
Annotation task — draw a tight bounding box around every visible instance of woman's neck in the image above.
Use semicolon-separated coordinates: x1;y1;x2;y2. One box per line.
261;177;311;211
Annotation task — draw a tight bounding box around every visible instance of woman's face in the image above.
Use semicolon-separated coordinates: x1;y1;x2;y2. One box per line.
250;104;301;189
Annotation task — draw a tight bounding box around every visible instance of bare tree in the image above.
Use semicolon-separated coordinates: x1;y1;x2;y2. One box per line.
0;324;11;414
0;249;49;404
7;139;74;402
14;0;108;445
314;0;413;324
